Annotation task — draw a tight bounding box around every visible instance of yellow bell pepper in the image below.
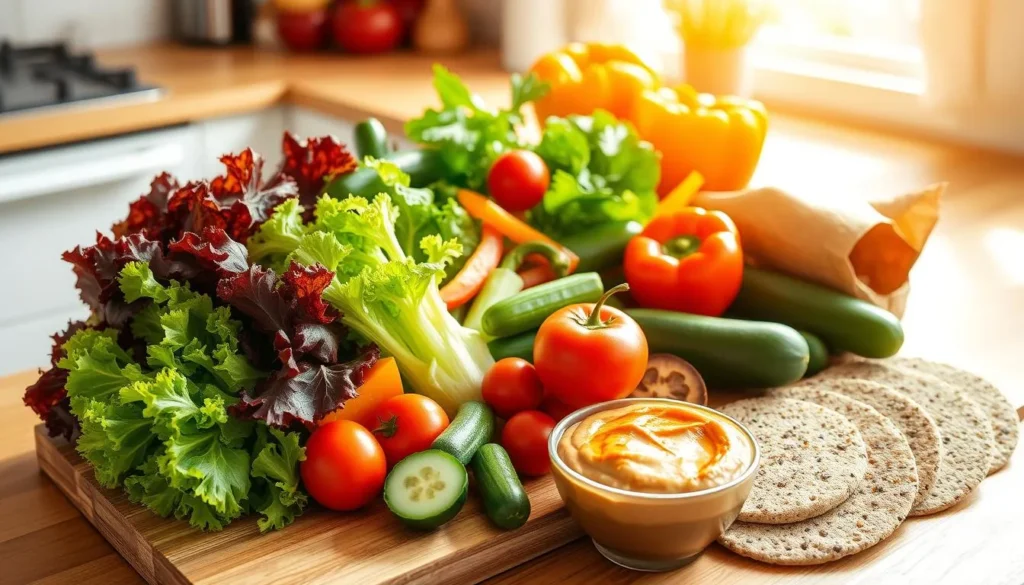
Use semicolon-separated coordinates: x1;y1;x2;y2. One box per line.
632;86;767;194
529;42;659;123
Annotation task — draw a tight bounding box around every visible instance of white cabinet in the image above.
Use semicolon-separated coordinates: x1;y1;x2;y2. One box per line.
0;126;201;374
285;108;357;147
194;107;287;180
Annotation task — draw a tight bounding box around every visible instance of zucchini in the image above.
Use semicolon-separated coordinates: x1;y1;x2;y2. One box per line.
800;330;829;377
384;449;468;530
354;118;390;159
626;308;809;388
325;148;444;198
730;268;904;358
487;330;536;362
482;272;604;339
471;444;531;530
559;221;644;273
431;401;495;464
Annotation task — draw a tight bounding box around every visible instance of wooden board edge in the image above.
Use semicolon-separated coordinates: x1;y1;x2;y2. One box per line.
33;424;189;585
397;510;584;585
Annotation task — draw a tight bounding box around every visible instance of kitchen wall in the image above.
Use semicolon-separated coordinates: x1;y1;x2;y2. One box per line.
0;0;171;48
0;0;497;49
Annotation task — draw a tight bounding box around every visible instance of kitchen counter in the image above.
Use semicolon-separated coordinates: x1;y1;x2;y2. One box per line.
0;45;511;155
2;43;1024;585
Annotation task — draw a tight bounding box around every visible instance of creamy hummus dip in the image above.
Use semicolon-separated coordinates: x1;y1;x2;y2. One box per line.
557;403;752;494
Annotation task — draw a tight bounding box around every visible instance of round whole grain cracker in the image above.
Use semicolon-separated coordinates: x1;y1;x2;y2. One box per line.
720;397;868;524
892;356;1018;474
720;388;917;565
794;377;940;509
816;361;994;515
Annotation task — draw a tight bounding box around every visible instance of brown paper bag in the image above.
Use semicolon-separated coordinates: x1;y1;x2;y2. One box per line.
692;183;944;317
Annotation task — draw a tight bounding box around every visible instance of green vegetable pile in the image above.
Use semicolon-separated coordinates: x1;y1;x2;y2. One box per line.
405;65;661;240
62;264;305;531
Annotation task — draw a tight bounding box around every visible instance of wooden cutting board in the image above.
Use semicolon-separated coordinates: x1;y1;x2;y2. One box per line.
34;425;582;585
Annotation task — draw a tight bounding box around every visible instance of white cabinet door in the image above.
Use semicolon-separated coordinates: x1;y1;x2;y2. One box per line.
195;107;287;180
285;108;357;147
0;126;200;375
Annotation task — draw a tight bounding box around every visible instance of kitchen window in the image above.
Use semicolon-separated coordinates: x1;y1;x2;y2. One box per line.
645;0;1024;152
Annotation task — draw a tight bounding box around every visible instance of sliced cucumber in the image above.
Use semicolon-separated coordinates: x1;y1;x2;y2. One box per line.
384;449;468;530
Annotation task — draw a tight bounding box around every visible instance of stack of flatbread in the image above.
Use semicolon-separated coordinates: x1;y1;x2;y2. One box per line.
717;357;1019;566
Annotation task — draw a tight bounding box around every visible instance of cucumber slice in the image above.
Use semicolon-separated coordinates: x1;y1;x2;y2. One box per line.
384;449;468;530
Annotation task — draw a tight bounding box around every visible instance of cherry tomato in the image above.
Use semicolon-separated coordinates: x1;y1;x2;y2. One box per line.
487;150;550;212
301;420;386;511
481;358;545;419
367;394;449;467
501;410;555;477
332;0;404;54
534;284;648;410
540;393;577;422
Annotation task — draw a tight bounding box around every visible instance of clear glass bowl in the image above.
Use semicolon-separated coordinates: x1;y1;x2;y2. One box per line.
547;398;761;572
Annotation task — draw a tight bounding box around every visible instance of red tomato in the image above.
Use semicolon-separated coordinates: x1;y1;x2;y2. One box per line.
487;150;550;212
367;394;449;467
301;420;386;511
276;8;329;52
481;358;545;419
540;393;577;422
534;284;648;410
501;410;555;477
332;0;404;54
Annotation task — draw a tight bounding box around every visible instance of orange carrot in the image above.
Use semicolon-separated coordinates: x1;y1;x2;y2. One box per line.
457;188;579;271
439;225;504;310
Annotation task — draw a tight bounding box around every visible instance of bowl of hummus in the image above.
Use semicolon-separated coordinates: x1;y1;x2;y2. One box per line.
549;398;760;572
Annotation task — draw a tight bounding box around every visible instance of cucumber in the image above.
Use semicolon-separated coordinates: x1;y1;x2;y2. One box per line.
325;148;444;198
625;308;809;388
482;272;604;339
799;330;829;377
730;268;904;358
471;444;531;530
384;449;468;530
487;330;537;362
354;118;390;159
559;221;644;273
431;401;495;464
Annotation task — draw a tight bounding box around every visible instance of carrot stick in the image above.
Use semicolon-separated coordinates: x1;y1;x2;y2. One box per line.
457;188;579;271
439;225;504;310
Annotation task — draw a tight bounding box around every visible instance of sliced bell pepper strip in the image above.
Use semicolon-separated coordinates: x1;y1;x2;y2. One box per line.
439;224;504;310
655;171;704;218
623;207;744;317
463;242;571;337
456;188;579;271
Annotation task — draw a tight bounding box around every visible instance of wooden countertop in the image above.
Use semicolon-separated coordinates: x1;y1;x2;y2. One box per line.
2;43;1024;585
0;45;512;155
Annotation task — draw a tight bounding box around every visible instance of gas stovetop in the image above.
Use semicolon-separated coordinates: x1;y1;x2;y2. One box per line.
0;41;162;115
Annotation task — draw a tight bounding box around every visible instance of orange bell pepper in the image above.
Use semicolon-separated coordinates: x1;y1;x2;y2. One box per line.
623;207;743;316
439;225;504;310
320;357;403;429
632;86;767;194
529;42;658;123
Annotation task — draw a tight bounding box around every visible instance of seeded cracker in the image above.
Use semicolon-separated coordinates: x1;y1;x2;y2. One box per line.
817;361;994;515
892;357;1018;474
720;397;868;524
794;377;940;509
720;388;917;565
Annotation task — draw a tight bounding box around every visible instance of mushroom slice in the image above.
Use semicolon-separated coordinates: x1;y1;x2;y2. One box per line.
632;354;708;405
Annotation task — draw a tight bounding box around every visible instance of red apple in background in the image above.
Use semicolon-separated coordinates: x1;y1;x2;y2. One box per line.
332;0;405;54
391;0;425;30
276;8;329;52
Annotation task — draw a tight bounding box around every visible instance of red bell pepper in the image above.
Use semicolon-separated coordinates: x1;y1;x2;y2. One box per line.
623;207;743;316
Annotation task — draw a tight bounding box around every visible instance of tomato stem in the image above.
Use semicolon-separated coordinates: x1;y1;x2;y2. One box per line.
662;235;702;259
372;414;399;438
583;283;630;329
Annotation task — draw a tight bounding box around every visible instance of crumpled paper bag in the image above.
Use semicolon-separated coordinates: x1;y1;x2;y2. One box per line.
692;183;945;317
